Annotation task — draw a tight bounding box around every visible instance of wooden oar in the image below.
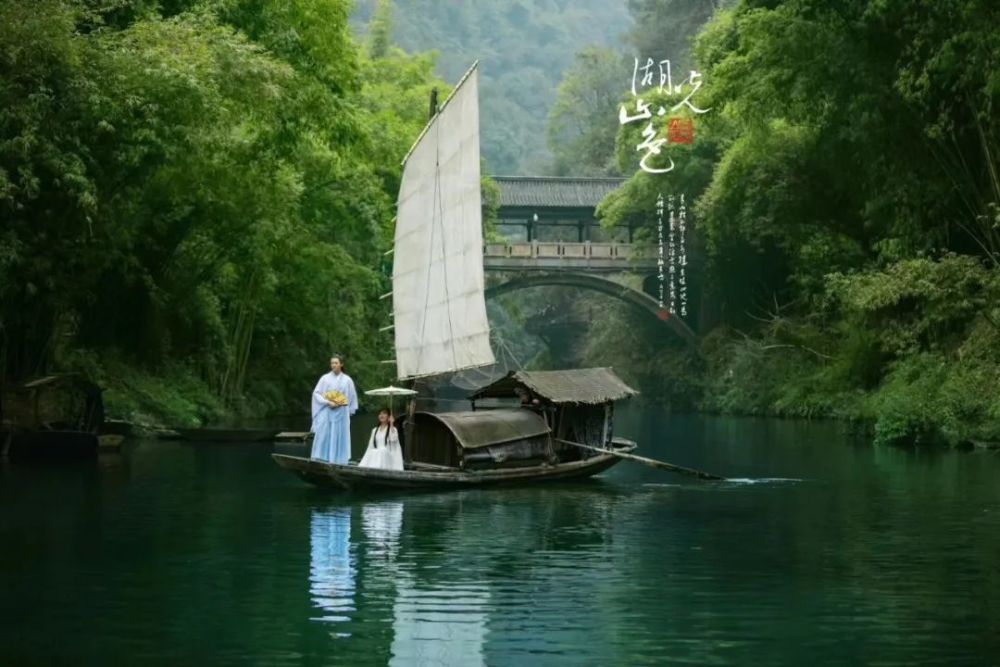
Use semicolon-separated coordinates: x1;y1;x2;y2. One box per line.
556;439;726;481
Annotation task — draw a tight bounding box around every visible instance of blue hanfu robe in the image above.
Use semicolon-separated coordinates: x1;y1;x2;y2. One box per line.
310;371;358;464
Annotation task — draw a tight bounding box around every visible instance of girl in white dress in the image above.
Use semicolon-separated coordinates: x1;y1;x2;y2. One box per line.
358;408;404;471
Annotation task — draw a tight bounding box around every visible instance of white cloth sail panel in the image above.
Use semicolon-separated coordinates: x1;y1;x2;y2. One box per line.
393;65;495;379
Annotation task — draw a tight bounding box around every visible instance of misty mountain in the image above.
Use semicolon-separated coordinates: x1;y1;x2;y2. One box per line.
352;0;633;175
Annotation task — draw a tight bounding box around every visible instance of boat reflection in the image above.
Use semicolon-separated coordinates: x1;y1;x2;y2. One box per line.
355;498;490;666
307;486;640;661
361;501;404;568
309;507;356;635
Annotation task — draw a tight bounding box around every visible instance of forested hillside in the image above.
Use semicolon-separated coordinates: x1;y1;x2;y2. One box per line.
352;0;632;174
7;0;999;449
466;0;1000;448
589;0;1000;446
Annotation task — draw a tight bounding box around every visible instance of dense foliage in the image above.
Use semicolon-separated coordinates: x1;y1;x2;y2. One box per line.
580;0;1000;446
627;0;728;71
0;0;451;426
546;46;627;177
6;0;1000;447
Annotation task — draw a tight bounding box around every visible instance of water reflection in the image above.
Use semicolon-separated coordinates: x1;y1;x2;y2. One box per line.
390;579;489;667
361;501;403;567
308;507;356;633
5;415;1000;665
355;499;489;666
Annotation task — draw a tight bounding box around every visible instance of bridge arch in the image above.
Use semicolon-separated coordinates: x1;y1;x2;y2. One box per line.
485;272;696;344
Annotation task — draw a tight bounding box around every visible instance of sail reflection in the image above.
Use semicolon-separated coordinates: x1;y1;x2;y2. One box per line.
356;499;491;666
309;507;356;634
390;576;490;667
361;501;404;568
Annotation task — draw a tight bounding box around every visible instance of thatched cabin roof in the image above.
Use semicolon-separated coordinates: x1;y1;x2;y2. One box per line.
417;409;549;450
470;368;638;406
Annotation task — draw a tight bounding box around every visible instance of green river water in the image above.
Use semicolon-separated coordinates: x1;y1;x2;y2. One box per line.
2;409;999;665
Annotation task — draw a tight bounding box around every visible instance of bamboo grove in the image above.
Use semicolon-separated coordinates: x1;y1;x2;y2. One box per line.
0;0;449;425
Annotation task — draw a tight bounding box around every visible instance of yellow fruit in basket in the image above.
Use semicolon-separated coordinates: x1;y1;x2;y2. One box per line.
323;390;349;406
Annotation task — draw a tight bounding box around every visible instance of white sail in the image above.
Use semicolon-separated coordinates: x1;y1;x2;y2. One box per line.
393;63;495;380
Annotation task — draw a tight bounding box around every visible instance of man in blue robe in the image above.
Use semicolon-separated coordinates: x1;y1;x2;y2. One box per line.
310;354;359;464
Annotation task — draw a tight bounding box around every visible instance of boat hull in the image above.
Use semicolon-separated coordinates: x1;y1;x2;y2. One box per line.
2;429;98;462
272;439;636;492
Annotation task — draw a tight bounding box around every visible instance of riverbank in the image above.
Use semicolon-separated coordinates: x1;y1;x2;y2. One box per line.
572;256;1000;450
61;353;230;433
698;332;1000;449
57;351;381;434
628;321;1000;450
36;286;1000;451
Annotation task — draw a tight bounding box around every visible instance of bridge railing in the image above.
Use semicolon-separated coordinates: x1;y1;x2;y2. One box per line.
483;241;642;260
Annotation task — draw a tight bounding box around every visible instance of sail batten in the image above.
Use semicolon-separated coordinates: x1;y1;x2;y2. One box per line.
392;63;495;381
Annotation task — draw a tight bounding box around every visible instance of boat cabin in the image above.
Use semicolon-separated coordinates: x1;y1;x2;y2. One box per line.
469;368;638;463
404;368;637;470
1;374;104;432
409;409;552;470
0;374;104;460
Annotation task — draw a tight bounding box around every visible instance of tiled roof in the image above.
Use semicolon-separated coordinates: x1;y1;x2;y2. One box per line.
491;176;626;209
471;367;639;405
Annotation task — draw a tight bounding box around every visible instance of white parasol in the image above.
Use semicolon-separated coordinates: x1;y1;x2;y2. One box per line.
364;385;418;413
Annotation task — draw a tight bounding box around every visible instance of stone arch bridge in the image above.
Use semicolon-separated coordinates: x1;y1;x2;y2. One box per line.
484;176;696;344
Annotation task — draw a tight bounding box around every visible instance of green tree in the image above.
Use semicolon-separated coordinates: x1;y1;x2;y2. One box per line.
368;0;393;59
546;46;627;176
0;0;460;426
627;0;731;71
352;0;632;174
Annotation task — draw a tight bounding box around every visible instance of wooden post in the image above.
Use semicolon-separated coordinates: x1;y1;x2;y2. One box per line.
1;427;11;462
428;88;439;120
403;397;416;464
608;403;615;448
601;404;610;449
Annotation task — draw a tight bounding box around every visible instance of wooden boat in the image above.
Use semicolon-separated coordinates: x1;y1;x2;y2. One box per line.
175;428;280;443
278;368;639;492
273;437;636;491
274;64;643;492
275;431;313;443
2;429;98;462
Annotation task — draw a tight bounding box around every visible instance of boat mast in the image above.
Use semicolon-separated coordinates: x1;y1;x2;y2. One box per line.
400;86;444;463
428;88;439;121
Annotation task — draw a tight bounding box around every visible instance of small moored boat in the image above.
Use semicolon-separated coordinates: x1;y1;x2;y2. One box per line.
1;374;103;462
